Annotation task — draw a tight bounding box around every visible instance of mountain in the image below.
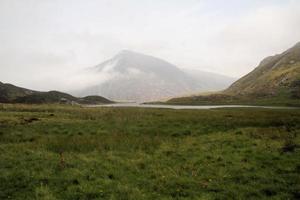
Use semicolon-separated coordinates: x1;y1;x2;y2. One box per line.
167;42;300;106
0;82;113;104
225;42;300;98
75;50;234;102
0;82;35;103
13;91;78;104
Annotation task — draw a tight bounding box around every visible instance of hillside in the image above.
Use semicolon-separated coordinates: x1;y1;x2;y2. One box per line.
226;42;300;98
0;81;35;103
167;42;300;106
13;91;78;104
74;50;234;102
0;82;113;104
77;95;113;105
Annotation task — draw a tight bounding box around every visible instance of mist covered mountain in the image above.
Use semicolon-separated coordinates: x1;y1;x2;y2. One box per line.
75;50;234;102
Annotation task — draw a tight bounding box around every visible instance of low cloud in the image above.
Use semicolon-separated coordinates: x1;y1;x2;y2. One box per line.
0;0;299;91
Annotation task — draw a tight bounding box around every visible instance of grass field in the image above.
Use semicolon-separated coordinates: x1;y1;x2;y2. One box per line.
0;104;299;199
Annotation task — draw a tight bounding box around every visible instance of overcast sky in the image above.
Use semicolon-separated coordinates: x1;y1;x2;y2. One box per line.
0;0;300;91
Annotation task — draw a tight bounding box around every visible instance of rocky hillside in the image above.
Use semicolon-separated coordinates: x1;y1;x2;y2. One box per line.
167;42;300;106
226;42;300;98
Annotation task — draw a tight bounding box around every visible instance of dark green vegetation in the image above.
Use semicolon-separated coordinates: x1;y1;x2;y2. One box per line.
0;104;299;199
0;82;113;104
78;95;113;105
0;82;35;103
167;42;300;106
166;93;300;106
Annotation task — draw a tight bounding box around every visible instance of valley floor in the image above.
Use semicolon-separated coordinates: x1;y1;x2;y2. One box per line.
0;104;299;199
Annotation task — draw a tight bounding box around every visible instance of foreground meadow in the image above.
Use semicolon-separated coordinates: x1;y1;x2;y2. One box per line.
0;104;299;200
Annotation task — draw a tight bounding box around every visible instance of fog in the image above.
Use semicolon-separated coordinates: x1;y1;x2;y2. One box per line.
0;0;300;92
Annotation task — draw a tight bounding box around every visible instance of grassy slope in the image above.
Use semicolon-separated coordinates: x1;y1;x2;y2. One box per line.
225;44;300;96
166;42;300;106
0;82;35;102
14;91;78;104
78;95;113;104
0;104;299;199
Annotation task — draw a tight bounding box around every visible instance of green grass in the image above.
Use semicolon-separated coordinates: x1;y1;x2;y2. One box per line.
165;92;300;107
0;104;299;199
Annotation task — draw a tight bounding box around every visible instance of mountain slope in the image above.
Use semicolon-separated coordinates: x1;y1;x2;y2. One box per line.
0;82;113;104
167;42;300;106
76;50;234;102
14;91;78;104
78;95;113;104
226;42;300;98
0;82;35;103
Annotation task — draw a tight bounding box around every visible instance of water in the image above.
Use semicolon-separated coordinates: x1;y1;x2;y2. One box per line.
86;103;297;110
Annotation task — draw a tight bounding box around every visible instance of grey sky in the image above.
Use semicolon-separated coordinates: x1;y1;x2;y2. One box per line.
0;0;300;91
